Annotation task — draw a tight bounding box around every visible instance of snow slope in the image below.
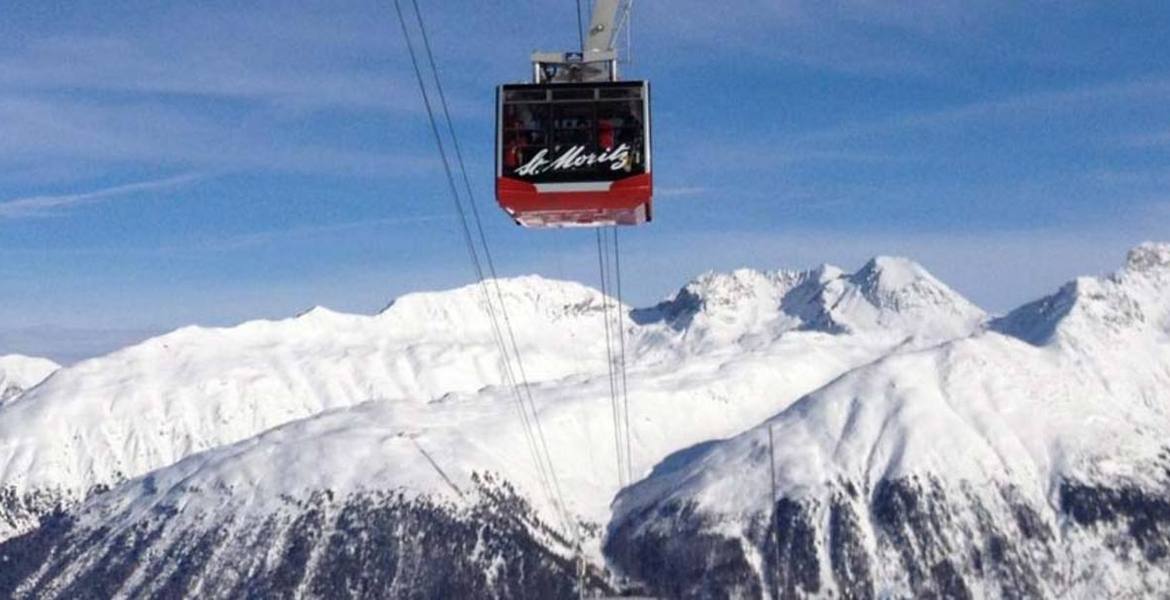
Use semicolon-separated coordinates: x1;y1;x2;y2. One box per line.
0;257;983;549
607;243;1170;598
0;401;613;598
0;355;59;404
3;246;1167;597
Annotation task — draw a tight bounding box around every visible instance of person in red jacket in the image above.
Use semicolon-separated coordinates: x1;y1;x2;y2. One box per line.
504;122;522;170
598;117;616;151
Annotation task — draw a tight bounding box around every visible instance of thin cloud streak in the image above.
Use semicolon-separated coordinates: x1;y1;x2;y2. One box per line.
0;13;423;116
0;174;203;219
661;76;1170;178
788;77;1170;147
0;214;459;255
656;187;708;198
165;214;457;253
0;94;440;178
1119;128;1170;148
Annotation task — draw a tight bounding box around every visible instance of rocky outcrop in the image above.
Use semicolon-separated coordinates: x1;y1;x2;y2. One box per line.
607;473;1170;599
0;474;610;599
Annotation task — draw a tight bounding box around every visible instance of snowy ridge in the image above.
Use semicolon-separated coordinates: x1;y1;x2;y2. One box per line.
825;256;986;337
0;355;59;405
637;258;984;354
7;247;1169;597
994;241;1170;346
0;256;984;550
608;243;1170;598
0;277;612;496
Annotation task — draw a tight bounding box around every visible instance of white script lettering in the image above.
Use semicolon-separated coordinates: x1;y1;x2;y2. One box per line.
515;144;631;177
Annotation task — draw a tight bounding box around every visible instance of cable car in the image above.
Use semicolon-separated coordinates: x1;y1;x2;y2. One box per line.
496;80;651;228
495;4;652;229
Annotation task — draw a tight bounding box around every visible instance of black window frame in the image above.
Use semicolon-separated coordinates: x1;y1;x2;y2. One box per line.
498;81;650;185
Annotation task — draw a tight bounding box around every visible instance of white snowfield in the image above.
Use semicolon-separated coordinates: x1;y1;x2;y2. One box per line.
612;243;1170;580
0;355;59;405
0;255;985;546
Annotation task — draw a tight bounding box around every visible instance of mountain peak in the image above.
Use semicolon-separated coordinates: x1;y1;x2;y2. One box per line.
678;268;807;309
993;243;1170;346
292;305;354;326
375;275;612;338
853;255;929;287
848;255;952;303
0;355;60;404
635;257;983;347
1125;242;1170;276
814;255;985;338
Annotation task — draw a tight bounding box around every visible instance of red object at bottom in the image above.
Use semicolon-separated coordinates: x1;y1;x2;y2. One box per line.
496;174;653;228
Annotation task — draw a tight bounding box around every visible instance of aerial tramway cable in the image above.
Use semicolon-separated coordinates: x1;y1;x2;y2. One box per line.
397;0;647;591
408;0;580;544
407;0;569;514
596;226;635;489
596;228;626;487
567;0;637;491
613;228;633;483
393;0;578;547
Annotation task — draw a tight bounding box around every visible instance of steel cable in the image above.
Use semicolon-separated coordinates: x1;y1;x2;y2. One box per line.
393;0;576;544
406;0;575;540
596;228;626;487
613;226;633;484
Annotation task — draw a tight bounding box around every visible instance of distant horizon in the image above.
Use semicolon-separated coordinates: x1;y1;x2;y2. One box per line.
6;239;1164;365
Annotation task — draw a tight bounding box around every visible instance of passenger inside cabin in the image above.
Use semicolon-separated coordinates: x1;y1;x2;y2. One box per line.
504;104;543;170
598;118;616;150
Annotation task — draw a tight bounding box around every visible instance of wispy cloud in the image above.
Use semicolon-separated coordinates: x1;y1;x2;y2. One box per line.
638;0;1018;77
1087;168;1170;188
0;174;202;219
1148;202;1170;220
166;214;456;253
787;77;1170;146
656;187;708;198
0;5;475;183
0;94;439;177
1119;128;1170;148
0;11;422;115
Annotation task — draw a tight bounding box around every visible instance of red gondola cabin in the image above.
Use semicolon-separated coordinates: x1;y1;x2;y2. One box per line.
496;80;652;228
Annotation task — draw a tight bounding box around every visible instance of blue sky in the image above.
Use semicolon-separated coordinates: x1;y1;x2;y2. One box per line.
2;1;1169;363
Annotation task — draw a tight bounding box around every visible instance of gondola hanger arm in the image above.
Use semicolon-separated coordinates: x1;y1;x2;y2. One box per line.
585;0;623;54
531;0;631;83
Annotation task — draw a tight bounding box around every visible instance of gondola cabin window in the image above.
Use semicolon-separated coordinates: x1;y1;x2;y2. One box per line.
496;80;652;227
499;82;648;184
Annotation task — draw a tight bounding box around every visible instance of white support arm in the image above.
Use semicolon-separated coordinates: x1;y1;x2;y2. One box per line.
585;0;622;53
530;0;631;83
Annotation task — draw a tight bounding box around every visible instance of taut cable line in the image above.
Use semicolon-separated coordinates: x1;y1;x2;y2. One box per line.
393;0;578;546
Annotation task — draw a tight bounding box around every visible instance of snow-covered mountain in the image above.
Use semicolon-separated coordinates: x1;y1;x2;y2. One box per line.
634;256;984;354
0;277;615;540
0;401;613;598
0;355;58;405
1;246;1166;598
0;256;980;546
607;243;1170;598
